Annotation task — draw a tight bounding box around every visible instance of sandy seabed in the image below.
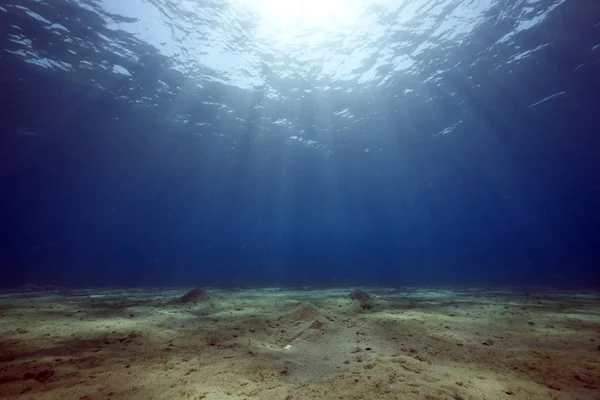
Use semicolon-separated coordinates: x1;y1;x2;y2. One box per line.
0;286;599;400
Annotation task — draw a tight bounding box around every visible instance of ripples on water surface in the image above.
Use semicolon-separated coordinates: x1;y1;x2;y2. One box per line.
3;0;598;147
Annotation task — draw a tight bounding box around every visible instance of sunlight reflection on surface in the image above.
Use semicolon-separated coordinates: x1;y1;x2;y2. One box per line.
9;0;570;91
248;0;360;28
240;0;362;44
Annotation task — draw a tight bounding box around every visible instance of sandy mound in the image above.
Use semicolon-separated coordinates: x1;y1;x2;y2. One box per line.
275;301;339;343
171;288;211;304
349;288;380;311
290;302;321;320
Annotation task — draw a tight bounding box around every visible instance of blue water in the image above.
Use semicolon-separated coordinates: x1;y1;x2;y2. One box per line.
0;0;599;288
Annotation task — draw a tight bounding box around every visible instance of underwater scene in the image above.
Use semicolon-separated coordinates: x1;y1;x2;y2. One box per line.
0;0;599;399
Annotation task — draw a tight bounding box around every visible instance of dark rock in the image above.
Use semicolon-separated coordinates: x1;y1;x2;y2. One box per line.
22;372;34;380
